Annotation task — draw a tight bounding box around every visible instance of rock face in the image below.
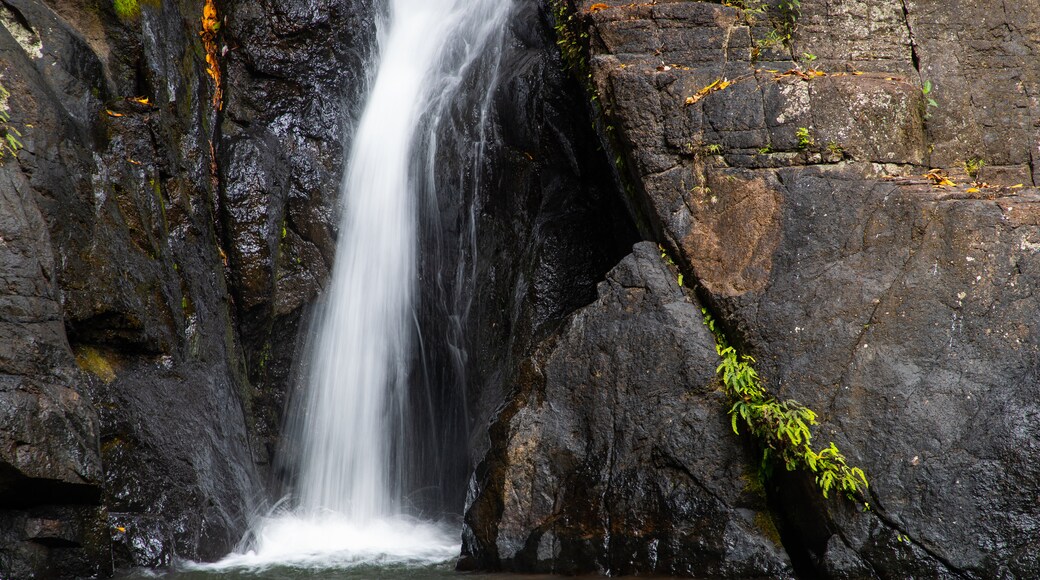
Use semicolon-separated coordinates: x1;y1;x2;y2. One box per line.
465;0;1039;576
462;242;793;577
0;0;637;575
0;0;379;573
219;0;377;469
3;0;1039;577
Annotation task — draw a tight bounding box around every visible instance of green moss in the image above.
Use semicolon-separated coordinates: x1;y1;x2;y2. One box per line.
548;0;590;83
113;0;160;20
113;0;140;19
754;511;784;547
75;346;118;384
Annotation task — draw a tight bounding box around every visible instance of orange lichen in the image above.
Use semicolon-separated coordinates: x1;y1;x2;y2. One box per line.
200;0;222;110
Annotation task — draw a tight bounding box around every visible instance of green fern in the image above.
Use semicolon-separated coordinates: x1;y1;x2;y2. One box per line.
704;308;869;503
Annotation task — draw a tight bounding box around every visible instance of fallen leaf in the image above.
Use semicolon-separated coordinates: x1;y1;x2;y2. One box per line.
925;169;956;187
685;78;731;105
105;110;123;117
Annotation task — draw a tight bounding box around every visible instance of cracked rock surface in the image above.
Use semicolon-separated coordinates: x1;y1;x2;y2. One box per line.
485;0;1038;576
463;242;793;577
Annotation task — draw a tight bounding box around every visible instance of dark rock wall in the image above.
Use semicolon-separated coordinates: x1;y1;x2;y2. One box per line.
0;0;636;574
0;0;379;573
413;0;640;515
465;0;640;485
219;0;377;473
460;0;1038;577
463;242;793;576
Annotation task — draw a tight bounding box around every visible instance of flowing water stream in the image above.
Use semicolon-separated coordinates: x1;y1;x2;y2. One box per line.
186;0;512;573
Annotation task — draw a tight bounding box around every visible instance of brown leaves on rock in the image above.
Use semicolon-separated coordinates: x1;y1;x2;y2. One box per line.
925;168;956;187
685;78;732;106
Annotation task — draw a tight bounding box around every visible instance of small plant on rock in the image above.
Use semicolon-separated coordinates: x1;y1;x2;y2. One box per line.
795;126;813;150
0;83;23;159
922;80;939;118
702;309;870;503
964;157;985;185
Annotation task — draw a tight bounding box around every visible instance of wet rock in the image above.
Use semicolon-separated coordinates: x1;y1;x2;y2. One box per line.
1;0;265;573
565;0;1040;576
418;0;641;515
220;0;374;468
463;242;792;577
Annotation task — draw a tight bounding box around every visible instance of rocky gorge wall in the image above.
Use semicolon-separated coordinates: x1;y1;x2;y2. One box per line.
1;0;1038;578
463;0;1040;578
0;0;380;574
0;0;636;576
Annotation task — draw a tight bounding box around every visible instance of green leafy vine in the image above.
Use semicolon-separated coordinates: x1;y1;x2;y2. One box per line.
0;83;24;159
702;308;869;503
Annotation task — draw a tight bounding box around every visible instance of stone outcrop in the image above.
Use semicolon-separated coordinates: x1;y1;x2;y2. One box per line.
0;0;339;572
0;0;638;574
4;0;1039;577
462;242;793;577
462;0;1039;576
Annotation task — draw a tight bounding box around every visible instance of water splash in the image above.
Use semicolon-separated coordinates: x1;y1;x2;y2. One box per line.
203;0;511;570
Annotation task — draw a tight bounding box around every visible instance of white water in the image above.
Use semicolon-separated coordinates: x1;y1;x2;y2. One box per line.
197;0;511;572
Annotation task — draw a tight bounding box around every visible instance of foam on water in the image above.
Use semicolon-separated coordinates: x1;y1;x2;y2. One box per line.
188;515;458;572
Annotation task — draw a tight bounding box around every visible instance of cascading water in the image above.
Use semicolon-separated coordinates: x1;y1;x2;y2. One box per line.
198;0;511;571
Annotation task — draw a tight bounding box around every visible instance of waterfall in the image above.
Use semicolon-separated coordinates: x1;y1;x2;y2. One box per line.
200;0;512;570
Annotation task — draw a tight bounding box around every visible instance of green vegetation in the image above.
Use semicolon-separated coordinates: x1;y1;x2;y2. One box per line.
549;0;590;83
964;157;985;182
826;141;844;157
113;0;141;19
922;80;938;118
795;126;813;150
758;144;773;154
721;0;801;55
702;309;869;503
75;346;118;384
0;83;24;159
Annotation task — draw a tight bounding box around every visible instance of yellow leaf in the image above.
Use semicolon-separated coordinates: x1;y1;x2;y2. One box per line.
685;78;731;106
1010;183;1024;189
129;96;151;105
966;187;980;193
105;110;123;117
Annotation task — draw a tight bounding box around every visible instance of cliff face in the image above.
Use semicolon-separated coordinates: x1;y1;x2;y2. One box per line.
0;0;377;573
0;0;635;575
2;0;1038;577
465;0;1040;577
